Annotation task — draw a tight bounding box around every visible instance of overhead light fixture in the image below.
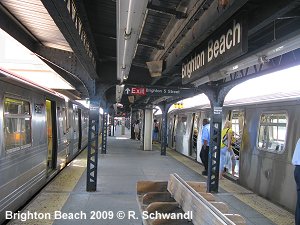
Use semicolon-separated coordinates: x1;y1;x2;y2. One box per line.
124;29;131;40
125;0;133;38
116;0;148;88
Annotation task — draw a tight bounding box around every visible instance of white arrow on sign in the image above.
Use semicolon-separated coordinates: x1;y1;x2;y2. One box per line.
124;88;131;94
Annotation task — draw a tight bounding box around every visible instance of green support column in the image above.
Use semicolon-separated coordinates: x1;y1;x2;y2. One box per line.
86;100;100;192
204;85;233;192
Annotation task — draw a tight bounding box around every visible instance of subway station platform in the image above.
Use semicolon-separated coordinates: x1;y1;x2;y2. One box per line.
7;127;294;225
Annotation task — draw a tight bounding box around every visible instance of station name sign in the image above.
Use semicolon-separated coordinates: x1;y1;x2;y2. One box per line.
182;15;247;84
123;85;193;96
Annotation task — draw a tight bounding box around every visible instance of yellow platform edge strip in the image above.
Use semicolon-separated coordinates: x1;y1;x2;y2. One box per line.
8;150;87;225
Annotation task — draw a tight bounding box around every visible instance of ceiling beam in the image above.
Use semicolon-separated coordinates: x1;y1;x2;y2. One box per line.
247;0;300;37
154;0;217;62
138;40;164;50
94;33;117;40
219;48;300;89
36;45;95;97
40;60;89;98
147;3;187;19
40;0;98;80
73;0;99;59
0;4;94;98
159;0;248;82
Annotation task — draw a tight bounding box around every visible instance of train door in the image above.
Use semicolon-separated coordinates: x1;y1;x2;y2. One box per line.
62;106;69;158
78;108;82;150
46;100;57;173
157;117;162;143
167;116;173;147
226;110;245;178
189;113;199;159
172;115;178;149
72;105;79;153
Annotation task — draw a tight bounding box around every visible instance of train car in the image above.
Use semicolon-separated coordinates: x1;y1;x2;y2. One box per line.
154;91;300;213
0;68;89;224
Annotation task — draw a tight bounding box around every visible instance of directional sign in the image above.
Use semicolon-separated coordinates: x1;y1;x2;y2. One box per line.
123;85;195;96
124;88;131;95
132;87;146;96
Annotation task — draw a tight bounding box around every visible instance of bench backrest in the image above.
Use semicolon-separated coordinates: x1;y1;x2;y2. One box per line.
167;174;244;225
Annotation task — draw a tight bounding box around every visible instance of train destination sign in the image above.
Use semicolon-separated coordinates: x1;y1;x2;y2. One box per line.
123;85;193;96
182;15;247;84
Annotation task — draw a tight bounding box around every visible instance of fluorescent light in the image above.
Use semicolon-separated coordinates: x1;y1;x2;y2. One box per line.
125;0;133;36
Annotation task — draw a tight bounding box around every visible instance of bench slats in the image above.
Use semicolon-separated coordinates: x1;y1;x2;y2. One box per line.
137;181;168;194
137;174;246;225
152;218;191;225
187;181;207;192
224;214;246;225
198;192;215;201
146;202;180;213
211;202;229;213
142;192;175;204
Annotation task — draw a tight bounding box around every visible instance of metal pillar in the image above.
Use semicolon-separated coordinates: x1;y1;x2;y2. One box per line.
159;103;172;156
101;110;108;154
86;101;100;192
121;117;125;135
143;106;153;151
205;86;232;192
112;116;115;136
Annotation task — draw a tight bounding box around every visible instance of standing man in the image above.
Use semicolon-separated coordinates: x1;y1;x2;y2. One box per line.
200;118;210;176
292;138;300;225
153;119;159;143
134;120;140;140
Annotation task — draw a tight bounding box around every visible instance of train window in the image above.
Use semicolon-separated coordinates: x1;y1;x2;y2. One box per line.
4;97;31;152
257;112;287;153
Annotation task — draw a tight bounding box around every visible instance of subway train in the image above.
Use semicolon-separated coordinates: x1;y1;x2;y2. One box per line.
0;68;89;224
154;90;300;213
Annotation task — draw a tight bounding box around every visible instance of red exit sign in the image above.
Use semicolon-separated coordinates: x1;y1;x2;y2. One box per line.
131;87;146;96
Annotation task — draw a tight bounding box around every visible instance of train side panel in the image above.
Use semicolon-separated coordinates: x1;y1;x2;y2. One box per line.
0;81;56;222
238;101;299;212
165;100;298;212
0;76;89;224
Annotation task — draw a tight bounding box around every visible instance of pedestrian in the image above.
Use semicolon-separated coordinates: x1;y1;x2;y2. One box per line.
134;120;140;140
292;138;300;225
200;118;210;176
219;120;235;179
153;119;159;143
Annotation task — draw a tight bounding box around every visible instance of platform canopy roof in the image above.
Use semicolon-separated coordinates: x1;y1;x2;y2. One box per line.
1;0;300;114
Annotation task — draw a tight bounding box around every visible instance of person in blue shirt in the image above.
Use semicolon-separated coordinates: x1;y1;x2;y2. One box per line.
292;138;300;225
200;118;210;176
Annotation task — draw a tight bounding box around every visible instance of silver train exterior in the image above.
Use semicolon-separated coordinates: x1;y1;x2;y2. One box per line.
0;69;89;223
155;91;300;213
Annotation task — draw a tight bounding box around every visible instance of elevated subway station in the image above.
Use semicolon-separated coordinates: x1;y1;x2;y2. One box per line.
5;128;295;225
0;0;300;224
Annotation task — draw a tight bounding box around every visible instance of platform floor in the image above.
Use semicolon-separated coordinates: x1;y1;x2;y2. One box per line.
8;126;294;225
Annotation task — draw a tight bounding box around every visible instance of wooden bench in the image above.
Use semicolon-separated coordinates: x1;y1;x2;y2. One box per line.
136;173;246;225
